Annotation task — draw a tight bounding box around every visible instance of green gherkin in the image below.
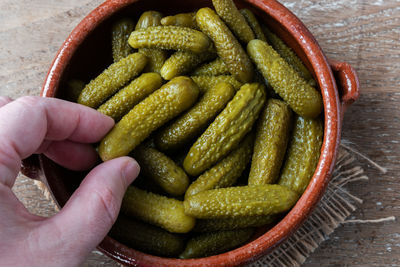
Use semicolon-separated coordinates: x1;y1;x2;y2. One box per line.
160;50;216;80
185;134;253;199
161;12;198;29
248;99;292;185
129;26;212;53
111;18;135;62
278;115;323;194
98;76;199;161
263;26;316;86
247;39;323;118
196;8;254;83
191;58;229;76
212;0;255;43
132;145;189;196
184;185;299;219
156;82;235;151
191;75;242;94
240;9;266;41
135;11;168;73
77;53;147;108
193;215;276;232
122;186;196;233
179;228;254;259
183;83;265;176
109;216;185;257
97;72;162;121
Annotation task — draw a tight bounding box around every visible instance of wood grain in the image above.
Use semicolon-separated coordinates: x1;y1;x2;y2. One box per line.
0;0;399;266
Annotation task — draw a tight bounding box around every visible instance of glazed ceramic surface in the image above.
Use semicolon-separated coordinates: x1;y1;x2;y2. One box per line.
22;0;359;266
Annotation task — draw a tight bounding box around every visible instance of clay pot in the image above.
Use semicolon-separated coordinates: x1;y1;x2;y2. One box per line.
21;0;360;266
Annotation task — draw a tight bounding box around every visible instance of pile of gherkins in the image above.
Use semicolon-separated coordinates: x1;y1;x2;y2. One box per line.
70;0;324;259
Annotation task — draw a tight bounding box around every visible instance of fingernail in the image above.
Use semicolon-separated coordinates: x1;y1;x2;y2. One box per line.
122;158;140;184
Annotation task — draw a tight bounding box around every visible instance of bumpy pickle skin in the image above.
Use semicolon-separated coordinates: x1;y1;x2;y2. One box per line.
77;53;147;108
160;50;216;80
112;18;135;62
65;79;85;102
191;58;229;76
161;12;198;29
248;99;292;185
193;215;276;232
122;186;196;233
191;75;242;94
179;228;254;259
278;115;323;194
240;9;266;41
185;134;253;199
212;0;255;43
98;76;199;161
129;26;212;53
196;8;254;83
183;83;266;176
155;82;235;151
135;11;168;73
247;39;323;118
262;27;316;86
97;72;162;121
109;216;185;257
133;146;189;196
184;184;299;219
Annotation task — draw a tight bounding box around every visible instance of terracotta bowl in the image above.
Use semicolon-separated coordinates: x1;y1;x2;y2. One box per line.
22;0;360;266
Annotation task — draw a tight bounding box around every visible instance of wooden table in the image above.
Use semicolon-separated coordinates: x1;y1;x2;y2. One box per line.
1;0;398;265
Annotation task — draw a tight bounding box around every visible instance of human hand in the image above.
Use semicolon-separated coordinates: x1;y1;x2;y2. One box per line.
0;96;140;266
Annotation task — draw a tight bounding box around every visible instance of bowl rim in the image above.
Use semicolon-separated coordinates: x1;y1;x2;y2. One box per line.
41;0;341;266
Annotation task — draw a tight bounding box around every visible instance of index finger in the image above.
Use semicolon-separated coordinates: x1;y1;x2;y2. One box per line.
0;96;114;187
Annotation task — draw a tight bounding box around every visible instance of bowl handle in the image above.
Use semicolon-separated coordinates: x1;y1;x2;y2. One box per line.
21;154;43;181
328;59;360;115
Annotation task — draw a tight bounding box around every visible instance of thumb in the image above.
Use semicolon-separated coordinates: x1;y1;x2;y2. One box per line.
48;157;140;261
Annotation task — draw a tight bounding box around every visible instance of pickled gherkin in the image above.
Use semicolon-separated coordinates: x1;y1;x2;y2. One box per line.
98;76;199;161
135;11;163;30
196;8;254;83
263;27;316;86
184;185;299;218
109;216;185;257
212;0;255;43
191;75;242;94
240;9;266;42
129;26;212;53
112;18;135;62
161;12;198;29
183;83;265;176
278;115;323;194
247;39;323;118
133;145;189;196
191;58;229;76
135;11;168;73
97;72;162;121
185;134;253;198
248;99;292;185
77;53;147;108
179;228;254;259
156;82;235;151
193;215;276;232
160;50;216;80
122;186;196;233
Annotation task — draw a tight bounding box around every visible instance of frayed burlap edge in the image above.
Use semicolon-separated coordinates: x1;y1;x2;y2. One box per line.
31;143;394;266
